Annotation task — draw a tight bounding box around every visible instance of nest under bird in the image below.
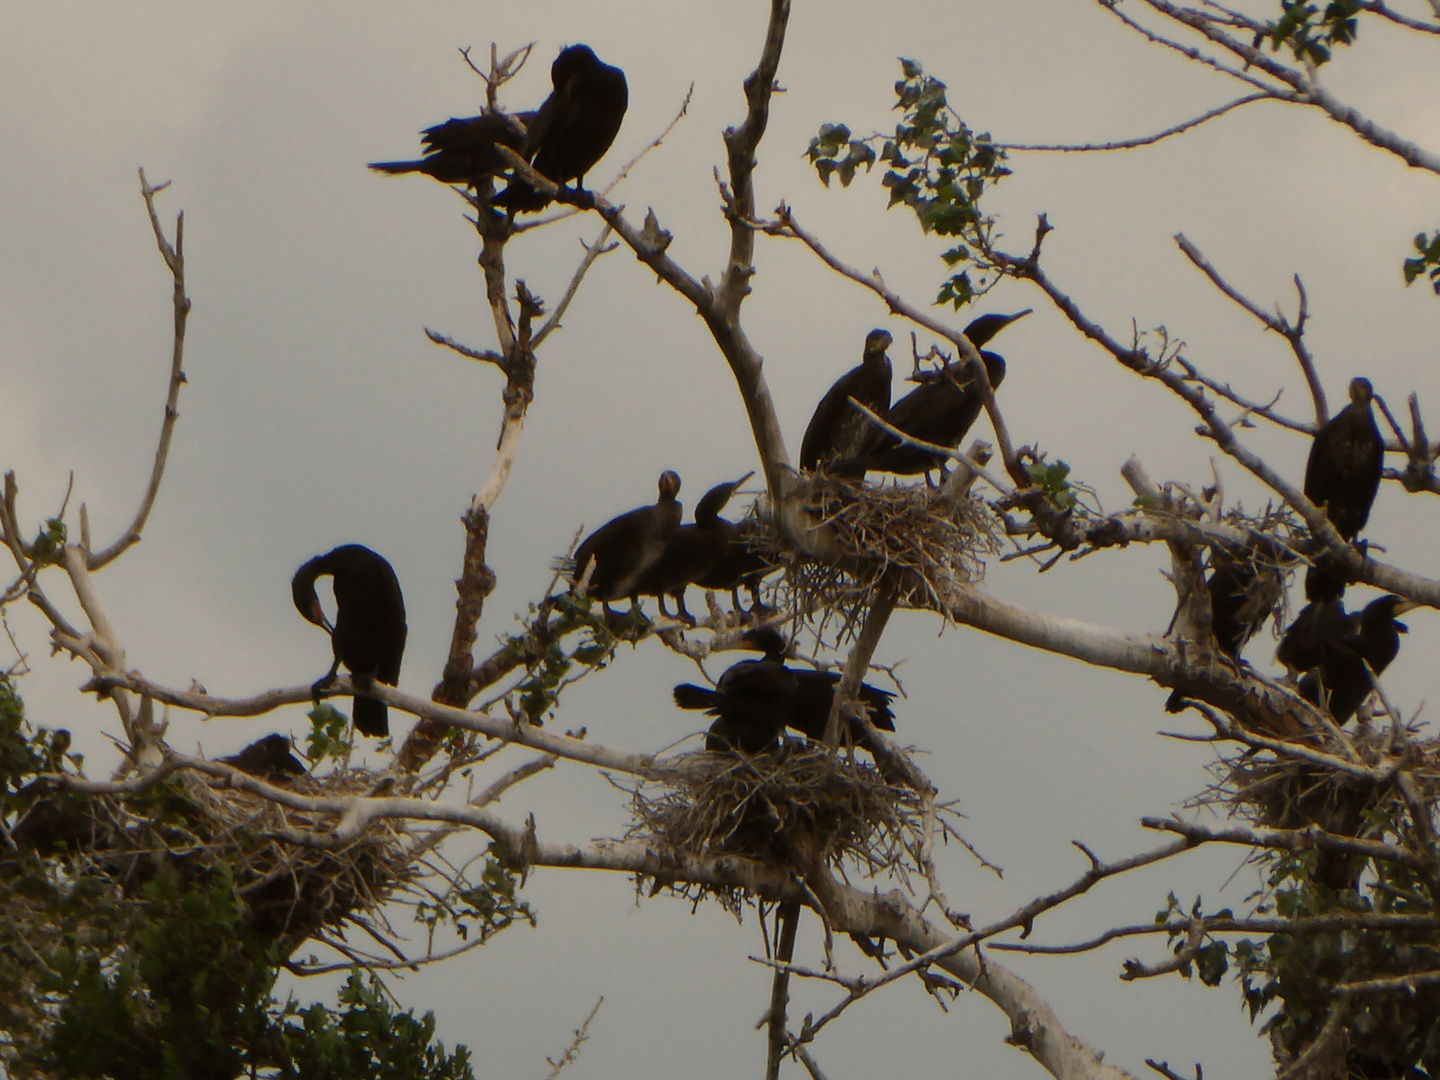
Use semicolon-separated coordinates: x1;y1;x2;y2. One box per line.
625;744;946;906
761;476;1002;638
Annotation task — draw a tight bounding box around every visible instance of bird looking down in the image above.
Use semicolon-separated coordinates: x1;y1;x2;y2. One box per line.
292;545;408;738
1302;376;1384;602
800;329;894;471
492;44;628;211
570;470;683;618
1295;594;1416;725
832;310;1029;479
634;473;752;624
370;44;626;213
369;111;532;187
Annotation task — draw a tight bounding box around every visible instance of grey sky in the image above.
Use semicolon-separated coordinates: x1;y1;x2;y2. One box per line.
2;0;1438;1075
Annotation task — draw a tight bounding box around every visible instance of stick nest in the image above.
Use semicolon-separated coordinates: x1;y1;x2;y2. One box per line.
754;477;1002;639
625;744;942;906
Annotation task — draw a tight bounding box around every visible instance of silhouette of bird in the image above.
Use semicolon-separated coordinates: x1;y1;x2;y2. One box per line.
1276;599;1350;675
1204;553;1282;661
800;329;893;471
1303;377;1384;602
634;474;752;623
369;111;532;187
292;545;407;738
833;311;1029;479
492;44;628;211
219;734;308;782
1297;594;1416;725
674;629;896;753
570;471;682;617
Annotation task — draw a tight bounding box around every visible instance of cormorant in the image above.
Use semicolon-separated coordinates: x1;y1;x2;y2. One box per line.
570;471;682;617
1302;377;1384;601
1276;599;1350;675
369;111;532;187
674;629;896;753
634;473;752;623
832;311;1029;479
219;734;308;782
1204;553;1282;660
1297;594;1416;724
800;329;893;471
292;545;408;738
491;44;628;211
694;519;771;612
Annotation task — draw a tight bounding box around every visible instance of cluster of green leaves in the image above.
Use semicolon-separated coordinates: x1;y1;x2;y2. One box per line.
511;591;628;724
416;855;536;945
1151;893;1234;987
1404;230;1440;295
25;516;67;566
307;701;352;760
1023;457;1081;513
1255;0;1361;65
809;59;1010;309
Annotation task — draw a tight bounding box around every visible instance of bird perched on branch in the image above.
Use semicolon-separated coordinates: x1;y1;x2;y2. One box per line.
674;629;896;753
1294;594;1416;725
219;734;308;782
369;111;532;187
370;44;626;212
800;329;894;471
1302;376;1384;602
1276;599;1351;675
570;471;683;618
1204;551;1283;661
292;545;408;738
832;310;1029;480
634;473;752;623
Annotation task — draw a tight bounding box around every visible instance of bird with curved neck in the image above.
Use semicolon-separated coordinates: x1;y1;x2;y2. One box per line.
570;470;683;620
800;329;893;472
634;473;752;623
292;545;407;738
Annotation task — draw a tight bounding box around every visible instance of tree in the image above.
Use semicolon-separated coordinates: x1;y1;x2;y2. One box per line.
2;2;1439;1078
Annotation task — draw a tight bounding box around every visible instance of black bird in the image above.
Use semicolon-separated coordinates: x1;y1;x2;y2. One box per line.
1204;553;1282;660
833;311;1029;479
694;517;771;612
1302;376;1384;602
800;329;893;471
293;545;408;738
369;111;532;187
1276;599;1351;675
492;44;628;211
634;473;752;623
570;471;683;617
674;629;896;753
1297;594;1416;725
219;734;308;782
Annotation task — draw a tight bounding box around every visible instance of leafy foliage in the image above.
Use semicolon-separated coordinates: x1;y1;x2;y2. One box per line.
416;856;536;944
810;58;1010;308
306;702;352;760
1404;230;1440;295
1255;1;1362;65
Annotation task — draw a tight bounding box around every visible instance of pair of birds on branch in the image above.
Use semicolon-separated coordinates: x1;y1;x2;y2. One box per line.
566;471;769;622
371;43;628;211
672;628;897;754
799;311;1029;481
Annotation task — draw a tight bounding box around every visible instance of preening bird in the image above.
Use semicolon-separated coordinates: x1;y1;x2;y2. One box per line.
219;734;308;782
492;44;628;211
634;473;752;623
369;111;532;187
1302;377;1384;602
800;329;894;471
833;310;1029;479
292;545;408;738
370;44;626;213
1204;553;1282;661
674;629;896;753
1295;594;1416;725
570;470;683;617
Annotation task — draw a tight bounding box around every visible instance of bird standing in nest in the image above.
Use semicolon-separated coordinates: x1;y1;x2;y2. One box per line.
634;473;752;624
219;734;308;782
1295;593;1416;725
1302;376;1384;602
1204;551;1283;661
292;545;408;738
832;311;1029;481
570;470;683;619
800;329;893;471
371;44;627;213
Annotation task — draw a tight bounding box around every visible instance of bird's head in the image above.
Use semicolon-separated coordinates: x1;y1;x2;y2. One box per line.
1349;376;1374;405
696;472;753;522
658;470;682;502
962;309;1032;349
1365;594;1419;633
739;625;788;659
553;44;600;86
864;328;893;357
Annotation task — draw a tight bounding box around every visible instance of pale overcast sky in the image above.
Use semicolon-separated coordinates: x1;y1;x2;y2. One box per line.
2;1;1439;1076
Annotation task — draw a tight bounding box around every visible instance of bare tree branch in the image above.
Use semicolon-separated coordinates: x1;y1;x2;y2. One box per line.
999;92;1271;153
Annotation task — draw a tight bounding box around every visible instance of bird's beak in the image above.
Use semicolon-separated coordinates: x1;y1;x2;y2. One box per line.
310;600;334;634
1393;598;1422;618
730;471;755;490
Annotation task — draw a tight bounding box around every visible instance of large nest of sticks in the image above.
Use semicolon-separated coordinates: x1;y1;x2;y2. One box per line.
752;476;1002;637
6;765;413;949
625;744;942;898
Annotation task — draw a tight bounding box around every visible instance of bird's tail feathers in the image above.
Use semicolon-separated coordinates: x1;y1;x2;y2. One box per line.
368;160;425;175
352;696;390;738
673;684;717;711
